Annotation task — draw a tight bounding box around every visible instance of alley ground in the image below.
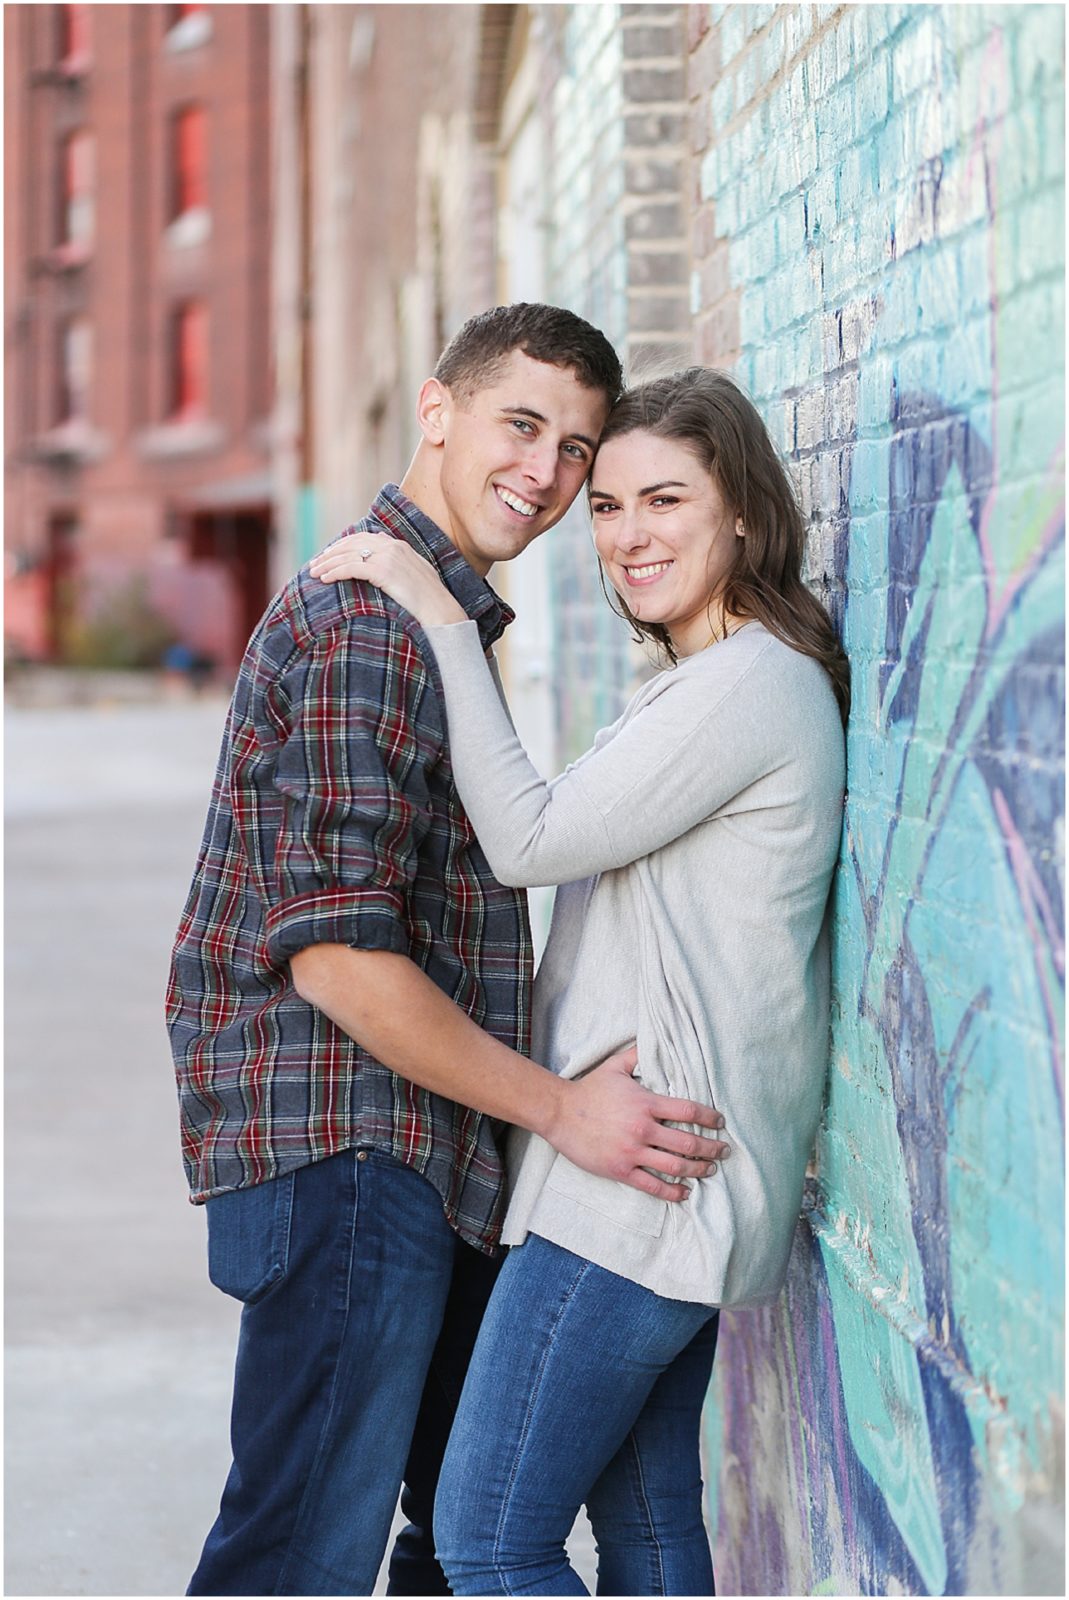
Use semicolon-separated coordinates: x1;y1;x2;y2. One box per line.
4;688;597;1596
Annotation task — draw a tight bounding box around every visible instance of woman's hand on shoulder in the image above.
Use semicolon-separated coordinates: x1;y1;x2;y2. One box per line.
308;533;467;628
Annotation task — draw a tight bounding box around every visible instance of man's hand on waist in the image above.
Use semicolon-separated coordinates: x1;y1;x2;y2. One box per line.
542;1046;731;1204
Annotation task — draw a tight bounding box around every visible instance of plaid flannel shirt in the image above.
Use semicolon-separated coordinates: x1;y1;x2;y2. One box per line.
166;484;533;1251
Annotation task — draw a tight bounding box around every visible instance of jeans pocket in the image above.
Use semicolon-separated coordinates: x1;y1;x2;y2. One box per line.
206;1172;296;1304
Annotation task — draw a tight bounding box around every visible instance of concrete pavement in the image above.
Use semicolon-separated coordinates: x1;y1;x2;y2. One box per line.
5;693;595;1596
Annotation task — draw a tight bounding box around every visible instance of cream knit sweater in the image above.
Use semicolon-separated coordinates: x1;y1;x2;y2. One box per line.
424;619;845;1306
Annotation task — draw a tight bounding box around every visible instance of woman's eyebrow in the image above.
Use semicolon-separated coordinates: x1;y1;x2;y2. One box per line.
502;405;598;451
590;479;688;498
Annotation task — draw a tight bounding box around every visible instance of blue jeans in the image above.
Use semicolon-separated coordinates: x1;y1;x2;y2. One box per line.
435;1235;719;1596
188;1147;501;1596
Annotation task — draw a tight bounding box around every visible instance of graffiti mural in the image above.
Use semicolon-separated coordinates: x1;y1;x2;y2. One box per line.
701;6;1064;1593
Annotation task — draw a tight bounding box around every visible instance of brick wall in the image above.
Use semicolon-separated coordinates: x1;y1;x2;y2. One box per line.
539;3;698;759
271;9;1063;1582
686;5;1065;1593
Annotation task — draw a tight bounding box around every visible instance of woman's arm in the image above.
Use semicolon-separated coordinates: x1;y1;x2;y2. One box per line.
310;533;781;887
422;621;780;885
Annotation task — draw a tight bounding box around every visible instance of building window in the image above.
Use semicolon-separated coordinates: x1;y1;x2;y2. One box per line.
165;4;212;52
58;4;91;70
169;302;208;418
171;104;207;218
58;130;94;250
57;316;92;422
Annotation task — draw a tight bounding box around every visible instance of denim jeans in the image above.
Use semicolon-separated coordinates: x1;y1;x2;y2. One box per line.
435;1235;719;1596
188;1147;501;1597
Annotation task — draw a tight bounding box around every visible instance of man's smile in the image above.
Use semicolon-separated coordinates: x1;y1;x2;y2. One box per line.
495;485;541;519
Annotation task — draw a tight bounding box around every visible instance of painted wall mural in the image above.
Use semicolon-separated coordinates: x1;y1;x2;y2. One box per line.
696;6;1064;1593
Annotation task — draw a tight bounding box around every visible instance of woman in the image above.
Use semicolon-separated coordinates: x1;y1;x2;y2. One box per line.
310;368;848;1595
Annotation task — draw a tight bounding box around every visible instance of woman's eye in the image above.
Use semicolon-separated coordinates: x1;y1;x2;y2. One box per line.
591;501;618;516
650;496;678;507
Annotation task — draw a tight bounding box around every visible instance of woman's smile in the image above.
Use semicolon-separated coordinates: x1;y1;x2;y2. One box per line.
622;560;674;585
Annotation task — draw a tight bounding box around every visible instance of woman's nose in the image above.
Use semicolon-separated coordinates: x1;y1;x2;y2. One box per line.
616;513;650;552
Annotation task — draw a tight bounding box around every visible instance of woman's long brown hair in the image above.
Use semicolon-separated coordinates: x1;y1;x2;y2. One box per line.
595;368;850;724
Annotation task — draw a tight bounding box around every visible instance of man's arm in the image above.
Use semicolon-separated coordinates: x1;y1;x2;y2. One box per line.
291;944;729;1203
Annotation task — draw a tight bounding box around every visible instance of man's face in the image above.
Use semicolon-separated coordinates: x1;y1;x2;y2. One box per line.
429;350;611;575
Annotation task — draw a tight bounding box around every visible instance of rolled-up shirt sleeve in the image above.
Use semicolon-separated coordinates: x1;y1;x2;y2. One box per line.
263;617;440;962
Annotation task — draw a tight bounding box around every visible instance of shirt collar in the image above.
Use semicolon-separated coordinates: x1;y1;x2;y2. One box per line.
368;484;515;649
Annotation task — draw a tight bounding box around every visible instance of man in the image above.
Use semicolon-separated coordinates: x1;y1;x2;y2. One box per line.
167;303;727;1596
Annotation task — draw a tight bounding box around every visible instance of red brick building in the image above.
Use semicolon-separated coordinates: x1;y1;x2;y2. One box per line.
4;3;273;672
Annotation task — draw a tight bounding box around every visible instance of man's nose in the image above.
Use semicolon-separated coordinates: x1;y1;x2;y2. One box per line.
520;441;561;491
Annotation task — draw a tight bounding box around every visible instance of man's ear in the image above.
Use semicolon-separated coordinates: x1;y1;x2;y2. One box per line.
416;377;451;446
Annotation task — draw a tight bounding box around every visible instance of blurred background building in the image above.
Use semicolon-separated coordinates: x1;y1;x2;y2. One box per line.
4;5;1065;1595
5;2;272;674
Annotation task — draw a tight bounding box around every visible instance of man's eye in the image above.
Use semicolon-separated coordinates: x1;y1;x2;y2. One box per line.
562;443;588;461
510;418;535;434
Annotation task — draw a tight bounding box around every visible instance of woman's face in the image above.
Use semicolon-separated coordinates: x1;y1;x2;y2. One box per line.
590;431;742;657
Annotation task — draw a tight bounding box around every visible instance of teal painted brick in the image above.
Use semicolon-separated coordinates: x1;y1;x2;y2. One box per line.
1012;2;1066;99
715;181;739;236
711;73;735;132
736;106;757;167
736;49;757;112
877;89;914;171
1041;86;1065;183
858;351;896;423
956;227;994;319
753;342;778;395
914;243;963;332
995;281;1064;390
1013;184;1066;287
776;194;808;259
891;11;939;101
808;167;836;239
998;101;1044;197
783;4;813;61
857;211;896;280
849;439;888;511
848;3;873;64
856;54;891;130
787;59;807;121
838;142;869;220
738;281;762;345
947;1;1000;52
760;17;786;84
718;4;746;67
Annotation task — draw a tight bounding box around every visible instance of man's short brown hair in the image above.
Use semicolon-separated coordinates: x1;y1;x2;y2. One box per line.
434;303;623;407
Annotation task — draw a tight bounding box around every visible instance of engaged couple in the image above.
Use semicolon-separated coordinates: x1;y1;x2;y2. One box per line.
167;301;846;1596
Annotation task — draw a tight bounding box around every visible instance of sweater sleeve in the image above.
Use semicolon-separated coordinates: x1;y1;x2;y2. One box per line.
424;619;783;888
